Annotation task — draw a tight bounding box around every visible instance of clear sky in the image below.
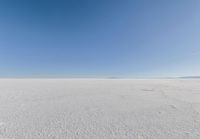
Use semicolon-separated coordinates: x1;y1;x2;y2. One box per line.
0;0;200;78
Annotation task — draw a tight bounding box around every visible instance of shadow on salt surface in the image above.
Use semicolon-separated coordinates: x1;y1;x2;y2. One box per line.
141;89;154;92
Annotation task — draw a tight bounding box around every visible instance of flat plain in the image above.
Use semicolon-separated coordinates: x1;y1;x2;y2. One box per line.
0;79;200;139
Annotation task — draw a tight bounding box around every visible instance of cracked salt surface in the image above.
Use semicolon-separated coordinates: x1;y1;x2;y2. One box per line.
0;79;200;139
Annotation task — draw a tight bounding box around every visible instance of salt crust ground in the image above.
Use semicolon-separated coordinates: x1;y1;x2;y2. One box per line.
0;79;200;139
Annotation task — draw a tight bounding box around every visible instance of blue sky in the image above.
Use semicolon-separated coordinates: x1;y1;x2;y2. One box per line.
0;0;200;77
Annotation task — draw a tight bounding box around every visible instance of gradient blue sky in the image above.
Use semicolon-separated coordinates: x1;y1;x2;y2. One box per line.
0;0;200;77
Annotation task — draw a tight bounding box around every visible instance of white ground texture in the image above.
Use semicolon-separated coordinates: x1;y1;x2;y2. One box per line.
0;79;200;139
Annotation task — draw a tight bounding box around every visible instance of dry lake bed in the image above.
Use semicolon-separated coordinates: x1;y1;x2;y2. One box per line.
0;79;200;139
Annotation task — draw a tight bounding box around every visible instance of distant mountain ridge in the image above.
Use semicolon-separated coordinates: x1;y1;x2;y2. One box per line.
179;76;200;79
